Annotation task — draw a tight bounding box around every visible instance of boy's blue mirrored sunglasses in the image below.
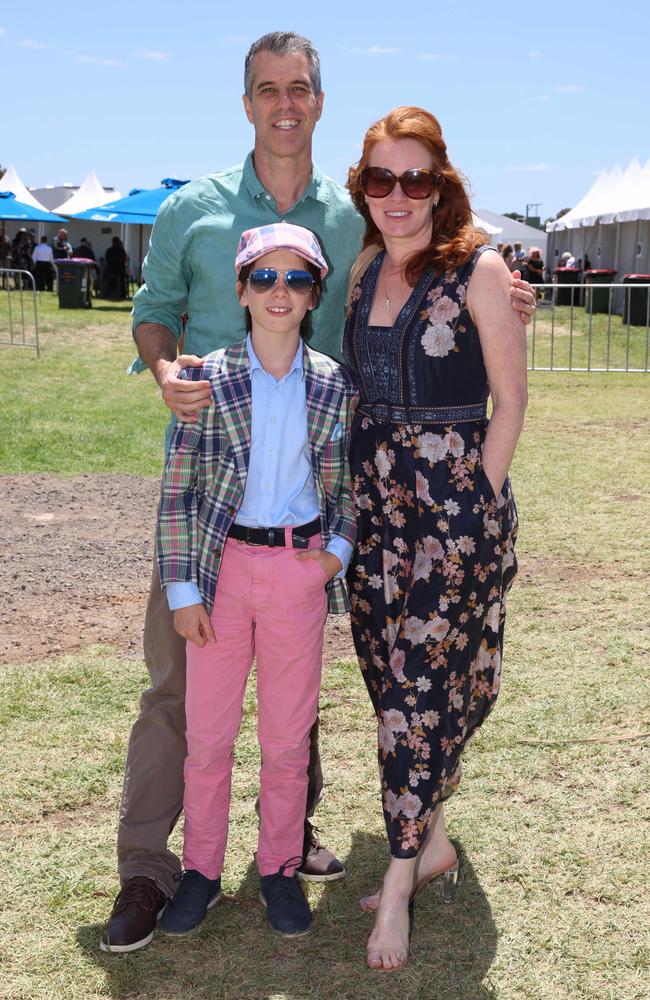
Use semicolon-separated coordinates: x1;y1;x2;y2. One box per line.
248;268;315;295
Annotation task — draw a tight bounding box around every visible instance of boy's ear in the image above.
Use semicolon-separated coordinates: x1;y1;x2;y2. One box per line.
307;285;321;312
237;280;248;307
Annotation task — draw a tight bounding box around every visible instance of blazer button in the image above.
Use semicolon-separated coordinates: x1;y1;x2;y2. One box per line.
226;505;236;516
214;547;221;558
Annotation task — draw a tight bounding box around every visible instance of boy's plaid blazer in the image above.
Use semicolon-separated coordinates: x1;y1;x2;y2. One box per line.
157;338;358;615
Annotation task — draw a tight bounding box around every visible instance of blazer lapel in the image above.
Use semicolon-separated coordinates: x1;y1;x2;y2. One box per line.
210;341;252;490
304;347;337;456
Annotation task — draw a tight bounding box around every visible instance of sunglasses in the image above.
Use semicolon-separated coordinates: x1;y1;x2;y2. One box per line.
359;166;441;200
248;268;315;295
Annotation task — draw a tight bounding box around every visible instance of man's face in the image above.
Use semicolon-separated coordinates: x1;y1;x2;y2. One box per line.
242;50;323;162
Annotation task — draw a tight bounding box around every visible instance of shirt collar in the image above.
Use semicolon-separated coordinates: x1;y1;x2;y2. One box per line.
243;151;330;207
246;333;304;381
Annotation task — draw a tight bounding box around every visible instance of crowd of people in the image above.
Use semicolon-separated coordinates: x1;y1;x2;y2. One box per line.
0;226;130;298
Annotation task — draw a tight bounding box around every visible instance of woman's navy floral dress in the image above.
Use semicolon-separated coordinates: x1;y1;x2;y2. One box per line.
343;245;518;857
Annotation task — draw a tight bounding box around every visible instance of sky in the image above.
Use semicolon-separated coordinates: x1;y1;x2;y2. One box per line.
2;0;648;221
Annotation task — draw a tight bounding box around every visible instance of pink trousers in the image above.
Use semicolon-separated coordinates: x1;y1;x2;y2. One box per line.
183;532;328;878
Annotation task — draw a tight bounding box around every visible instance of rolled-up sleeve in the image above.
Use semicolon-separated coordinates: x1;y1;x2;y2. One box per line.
132;195;191;351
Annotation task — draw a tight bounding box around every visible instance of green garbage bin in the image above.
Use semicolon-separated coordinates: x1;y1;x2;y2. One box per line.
622;274;650;326
56;259;93;309
584;268;616;314
554;267;582;306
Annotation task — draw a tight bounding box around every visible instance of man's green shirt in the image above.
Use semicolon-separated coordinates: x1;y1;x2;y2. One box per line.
131;152;364;372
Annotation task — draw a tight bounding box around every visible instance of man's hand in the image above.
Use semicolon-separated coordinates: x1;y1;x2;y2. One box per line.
173;603;216;647
158;354;212;422
295;548;342;582
510;270;536;325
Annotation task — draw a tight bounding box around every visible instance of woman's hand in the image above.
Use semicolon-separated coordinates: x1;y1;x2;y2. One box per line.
173;604;216;647
510;270;536;325
295;548;342;582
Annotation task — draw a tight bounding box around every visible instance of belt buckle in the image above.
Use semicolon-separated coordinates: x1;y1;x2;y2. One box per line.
292;531;309;549
244;526;253;545
373;402;391;425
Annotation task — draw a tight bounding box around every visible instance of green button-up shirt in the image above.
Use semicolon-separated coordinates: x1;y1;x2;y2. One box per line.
131;152;364;371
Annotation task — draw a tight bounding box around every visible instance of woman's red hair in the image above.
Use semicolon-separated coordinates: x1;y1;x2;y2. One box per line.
347;106;487;285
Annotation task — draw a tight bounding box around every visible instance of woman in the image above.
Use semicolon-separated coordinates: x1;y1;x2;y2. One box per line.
501;242;516;271
343;107;527;971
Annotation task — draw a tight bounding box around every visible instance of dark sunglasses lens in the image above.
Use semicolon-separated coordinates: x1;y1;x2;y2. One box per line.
249;268;278;292
284;270;314;294
401;170;435;199
361;167;395;198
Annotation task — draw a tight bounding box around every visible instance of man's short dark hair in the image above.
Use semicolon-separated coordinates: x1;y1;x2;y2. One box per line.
244;31;321;98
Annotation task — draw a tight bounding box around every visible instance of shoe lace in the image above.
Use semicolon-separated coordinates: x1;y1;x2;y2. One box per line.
304;821;324;855
169;869;214;906
264;857;305;903
113;877;163;915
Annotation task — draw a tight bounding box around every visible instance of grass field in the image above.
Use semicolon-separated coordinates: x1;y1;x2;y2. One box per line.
1;301;649;1000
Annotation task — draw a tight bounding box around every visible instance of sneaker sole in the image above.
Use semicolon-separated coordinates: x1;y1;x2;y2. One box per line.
296;867;346;883
100;906;166;953
157;890;222;937
259;893;312;938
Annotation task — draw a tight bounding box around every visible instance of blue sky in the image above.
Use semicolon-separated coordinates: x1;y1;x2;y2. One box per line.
2;1;648;220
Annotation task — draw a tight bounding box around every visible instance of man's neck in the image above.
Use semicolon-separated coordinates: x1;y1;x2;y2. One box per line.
250;329;302;380
252;147;313;216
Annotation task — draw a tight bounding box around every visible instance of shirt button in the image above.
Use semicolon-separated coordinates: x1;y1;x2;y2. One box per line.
226;505;236;516
264;482;270;490
268;449;273;456
271;416;277;423
214;547;221;558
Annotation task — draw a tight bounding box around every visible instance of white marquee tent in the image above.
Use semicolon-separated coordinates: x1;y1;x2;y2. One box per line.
546;159;650;279
1;165;51;212
475;209;547;256
53;171;120;215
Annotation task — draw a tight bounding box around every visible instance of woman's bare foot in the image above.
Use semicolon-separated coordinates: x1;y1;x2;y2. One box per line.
412;804;457;895
366;858;415;971
360;805;456;913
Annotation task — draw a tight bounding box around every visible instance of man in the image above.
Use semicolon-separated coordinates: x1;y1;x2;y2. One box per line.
52;228;72;260
102;30;536;954
513;241;526;264
73;237;96;260
31;235;55;291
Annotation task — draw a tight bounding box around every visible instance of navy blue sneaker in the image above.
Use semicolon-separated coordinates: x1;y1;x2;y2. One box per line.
158;870;221;936
260;859;312;937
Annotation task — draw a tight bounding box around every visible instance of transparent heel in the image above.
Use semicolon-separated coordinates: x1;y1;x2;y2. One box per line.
410;860;459;905
441;861;459;904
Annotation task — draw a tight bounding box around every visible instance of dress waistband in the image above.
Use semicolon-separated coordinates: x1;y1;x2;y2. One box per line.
356;400;488;425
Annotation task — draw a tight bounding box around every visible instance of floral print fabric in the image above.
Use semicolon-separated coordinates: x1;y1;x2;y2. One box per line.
343;246;519;857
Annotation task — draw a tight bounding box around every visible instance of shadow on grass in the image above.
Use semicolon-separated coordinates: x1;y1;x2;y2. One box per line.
76;834;497;1000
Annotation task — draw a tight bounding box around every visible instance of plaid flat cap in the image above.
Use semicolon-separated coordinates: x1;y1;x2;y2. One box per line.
234;222;328;278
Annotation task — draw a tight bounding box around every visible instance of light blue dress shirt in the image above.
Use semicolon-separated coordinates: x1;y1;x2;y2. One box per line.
166;336;352;611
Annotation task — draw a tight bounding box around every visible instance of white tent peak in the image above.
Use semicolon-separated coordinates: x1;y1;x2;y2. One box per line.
0;165;52;212
53;171;121;214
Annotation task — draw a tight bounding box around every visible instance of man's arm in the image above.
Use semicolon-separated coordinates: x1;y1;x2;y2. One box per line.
134;321;212;422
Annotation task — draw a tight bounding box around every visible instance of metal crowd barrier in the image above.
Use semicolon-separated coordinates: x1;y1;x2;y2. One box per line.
528;282;650;372
0;269;40;356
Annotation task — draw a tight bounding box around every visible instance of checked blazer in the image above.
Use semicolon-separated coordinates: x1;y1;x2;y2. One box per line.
157;338;358;615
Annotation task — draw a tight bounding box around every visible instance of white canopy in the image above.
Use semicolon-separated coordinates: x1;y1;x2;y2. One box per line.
548;160;650;231
475;208;547;252
0;164;52;212
472;212;502;235
53;171;120;214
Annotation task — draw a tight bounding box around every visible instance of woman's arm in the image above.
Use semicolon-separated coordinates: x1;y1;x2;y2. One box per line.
466;252;528;496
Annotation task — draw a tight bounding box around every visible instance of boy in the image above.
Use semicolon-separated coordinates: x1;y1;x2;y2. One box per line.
155;223;356;938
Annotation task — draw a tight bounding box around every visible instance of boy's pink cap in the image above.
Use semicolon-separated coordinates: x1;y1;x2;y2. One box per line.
234;222;328;278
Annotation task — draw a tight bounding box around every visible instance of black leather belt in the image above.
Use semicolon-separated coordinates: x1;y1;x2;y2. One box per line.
357;401;488;425
228;516;321;549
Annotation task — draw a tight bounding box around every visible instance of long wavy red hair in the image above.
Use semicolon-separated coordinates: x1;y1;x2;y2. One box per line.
347;106;487;285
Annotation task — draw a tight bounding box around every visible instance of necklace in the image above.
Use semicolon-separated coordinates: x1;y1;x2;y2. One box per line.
381;259;406;317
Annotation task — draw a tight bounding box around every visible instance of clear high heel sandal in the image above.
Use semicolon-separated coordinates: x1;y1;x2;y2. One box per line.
410;860;459;905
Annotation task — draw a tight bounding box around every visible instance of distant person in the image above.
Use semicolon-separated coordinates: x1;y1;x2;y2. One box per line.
53;228;72;260
496;241;504;255
31;235;55;291
526;247;544;294
104;236;128;299
74;237;96;261
584;255;592;272
502;243;516;271
11;229;34;288
560;250;576;268
513;241;526;264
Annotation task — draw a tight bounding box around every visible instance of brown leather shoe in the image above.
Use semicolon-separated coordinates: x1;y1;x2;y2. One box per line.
100;877;167;953
296;822;346;882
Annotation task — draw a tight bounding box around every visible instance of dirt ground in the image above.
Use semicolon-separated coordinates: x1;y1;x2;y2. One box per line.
0;474;356;666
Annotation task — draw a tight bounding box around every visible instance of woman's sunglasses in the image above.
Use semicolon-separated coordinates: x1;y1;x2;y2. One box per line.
359;166;441;200
248;268;315;295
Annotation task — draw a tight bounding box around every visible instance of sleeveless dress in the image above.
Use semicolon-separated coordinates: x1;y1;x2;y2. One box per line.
343;245;519;858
